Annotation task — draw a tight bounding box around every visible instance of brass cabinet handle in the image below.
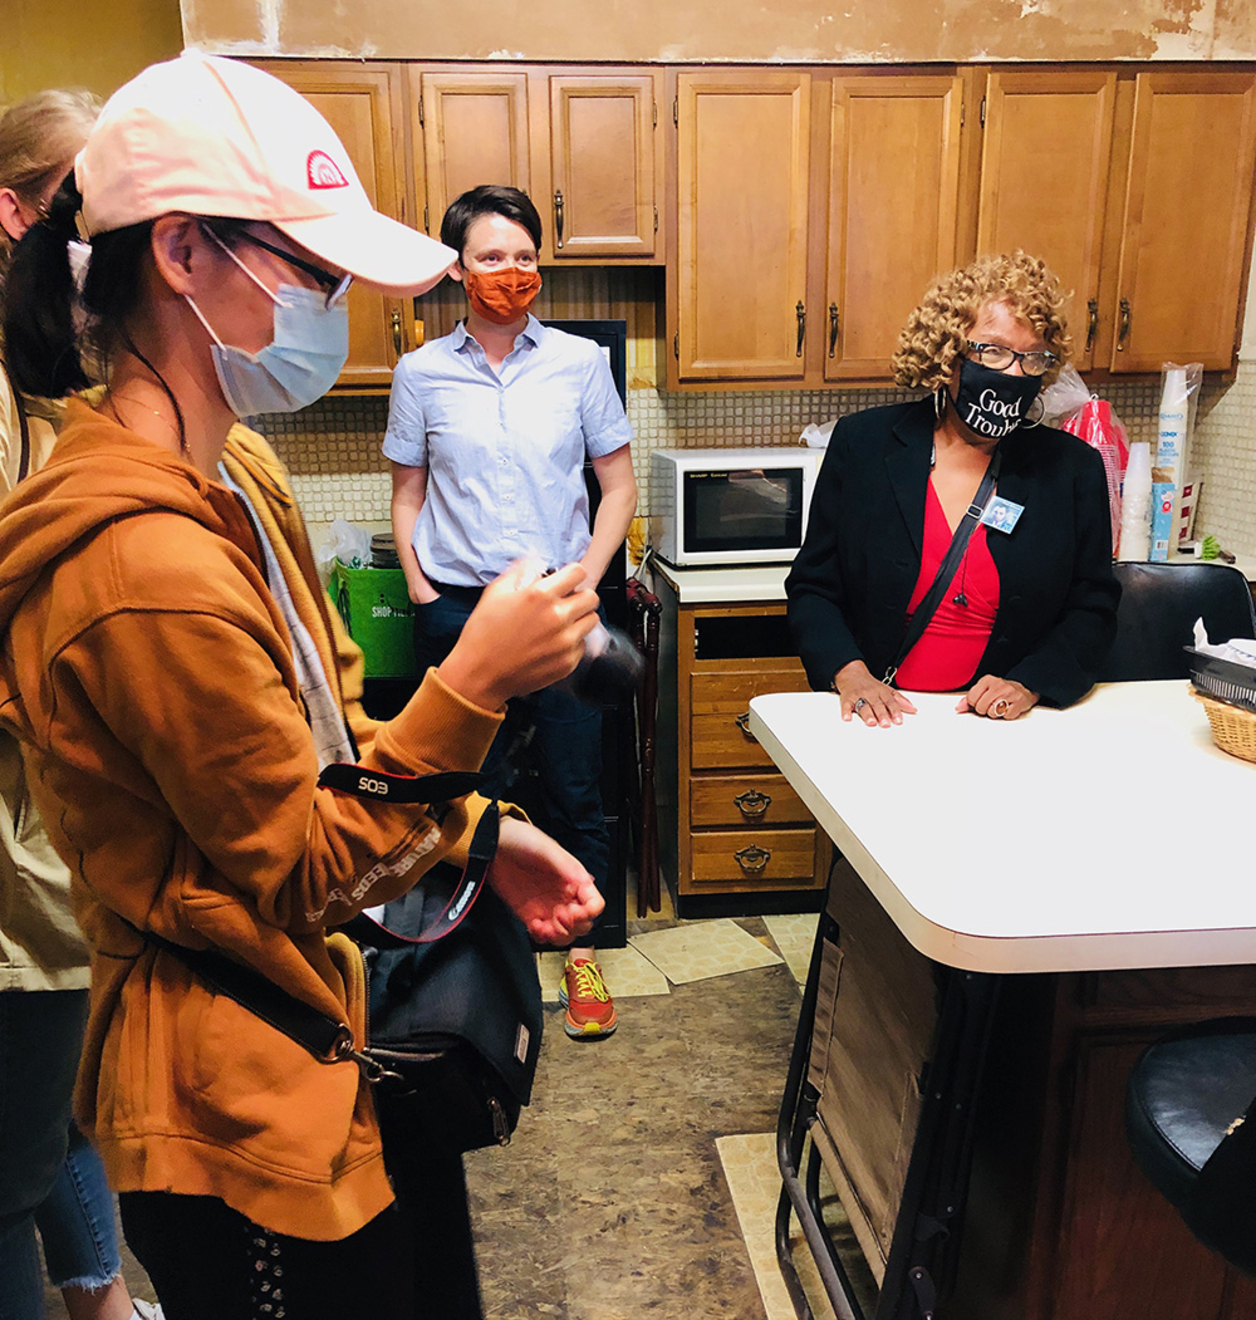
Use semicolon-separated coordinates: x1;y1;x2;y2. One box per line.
1117;297;1131;352
392;309;403;355
554;189;565;249
828;303;840;358
735;844;771;874
795;301;806;357
1085;299;1099;354
734;712;757;741
733;789;772;819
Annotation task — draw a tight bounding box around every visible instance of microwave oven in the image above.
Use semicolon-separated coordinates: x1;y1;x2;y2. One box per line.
650;447;826;568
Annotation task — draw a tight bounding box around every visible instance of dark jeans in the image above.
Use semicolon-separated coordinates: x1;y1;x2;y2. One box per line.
413;587;610;942
0;989;125;1319
119;1137;480;1320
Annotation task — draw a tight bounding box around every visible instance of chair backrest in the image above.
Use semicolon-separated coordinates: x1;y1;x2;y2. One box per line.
1101;562;1256;682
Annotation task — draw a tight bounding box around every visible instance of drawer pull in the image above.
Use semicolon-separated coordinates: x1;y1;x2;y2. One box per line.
734;844;771;874
734;712;757;741
733;789;771;819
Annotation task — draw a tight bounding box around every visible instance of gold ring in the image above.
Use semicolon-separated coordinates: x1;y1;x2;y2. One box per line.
991;698;1010;717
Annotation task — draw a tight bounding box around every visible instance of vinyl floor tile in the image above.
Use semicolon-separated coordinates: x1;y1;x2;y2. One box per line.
763;912;820;986
718;1132;840;1320
630;918;785;985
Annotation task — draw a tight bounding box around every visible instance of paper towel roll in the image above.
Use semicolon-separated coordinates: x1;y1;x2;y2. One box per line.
1152;367;1192;561
1119;440;1152;561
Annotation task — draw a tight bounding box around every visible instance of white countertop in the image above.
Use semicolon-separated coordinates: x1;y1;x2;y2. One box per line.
653;561;790;604
749;682;1256;975
653;553;1256;607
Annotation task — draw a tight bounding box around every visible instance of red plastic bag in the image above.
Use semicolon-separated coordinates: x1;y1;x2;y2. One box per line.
1061;397;1128;552
1042;366;1128;552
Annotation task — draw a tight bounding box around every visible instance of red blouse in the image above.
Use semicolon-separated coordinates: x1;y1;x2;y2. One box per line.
894;480;1001;692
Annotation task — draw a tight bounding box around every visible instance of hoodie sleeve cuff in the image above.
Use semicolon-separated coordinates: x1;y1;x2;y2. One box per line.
369;667;504;777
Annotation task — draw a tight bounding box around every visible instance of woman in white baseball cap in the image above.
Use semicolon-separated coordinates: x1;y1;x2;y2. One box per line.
0;51;602;1320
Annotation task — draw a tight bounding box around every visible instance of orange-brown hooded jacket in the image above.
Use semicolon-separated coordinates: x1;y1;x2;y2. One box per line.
0;402;505;1240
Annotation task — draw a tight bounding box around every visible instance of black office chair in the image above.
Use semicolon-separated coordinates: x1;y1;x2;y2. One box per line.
1100;562;1256;682
1126;1019;1256;1275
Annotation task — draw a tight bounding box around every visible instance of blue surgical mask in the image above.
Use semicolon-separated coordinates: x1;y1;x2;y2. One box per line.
184;237;349;417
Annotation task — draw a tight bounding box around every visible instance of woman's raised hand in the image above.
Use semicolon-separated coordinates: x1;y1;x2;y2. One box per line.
437;560;599;711
832;660;918;728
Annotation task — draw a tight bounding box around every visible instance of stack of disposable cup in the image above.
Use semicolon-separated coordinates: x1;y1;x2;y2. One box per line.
1150;367;1191;561
1119;440;1152;561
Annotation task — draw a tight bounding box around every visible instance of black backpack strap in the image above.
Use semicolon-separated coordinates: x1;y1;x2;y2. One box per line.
884;448;1002;686
143;929;352;1062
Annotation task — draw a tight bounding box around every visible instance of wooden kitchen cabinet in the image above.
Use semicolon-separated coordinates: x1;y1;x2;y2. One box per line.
976;70;1116;373
655;581;828;913
824;74;964;381
669;68;970;387
408;66;664;264
1106;71;1256;372
977;67;1256;376
250;60;412;388
545;73;662;260
671;70;813;384
412;69;531;237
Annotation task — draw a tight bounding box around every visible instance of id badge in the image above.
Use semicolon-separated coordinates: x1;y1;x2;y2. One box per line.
980;495;1024;534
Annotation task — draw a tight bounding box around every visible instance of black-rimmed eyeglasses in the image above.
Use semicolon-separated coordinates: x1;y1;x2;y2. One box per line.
207;225;353;308
966;340;1057;377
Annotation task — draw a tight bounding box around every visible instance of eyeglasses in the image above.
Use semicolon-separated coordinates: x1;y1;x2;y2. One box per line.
966;340;1058;378
215;227;353;308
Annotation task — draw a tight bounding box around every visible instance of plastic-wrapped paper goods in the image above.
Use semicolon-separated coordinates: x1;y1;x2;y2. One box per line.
1150;363;1201;562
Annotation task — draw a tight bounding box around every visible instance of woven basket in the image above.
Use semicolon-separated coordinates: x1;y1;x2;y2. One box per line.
1193;688;1256;764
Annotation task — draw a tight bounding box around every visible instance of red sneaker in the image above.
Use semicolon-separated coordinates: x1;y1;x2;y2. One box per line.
558;958;618;1039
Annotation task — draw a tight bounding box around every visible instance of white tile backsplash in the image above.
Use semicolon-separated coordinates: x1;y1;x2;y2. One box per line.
255;371;1256;559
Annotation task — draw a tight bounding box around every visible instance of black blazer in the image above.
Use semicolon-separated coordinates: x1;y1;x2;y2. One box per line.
785;398;1121;708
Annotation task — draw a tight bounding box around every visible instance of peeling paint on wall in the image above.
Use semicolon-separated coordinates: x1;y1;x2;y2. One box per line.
181;0;1256;61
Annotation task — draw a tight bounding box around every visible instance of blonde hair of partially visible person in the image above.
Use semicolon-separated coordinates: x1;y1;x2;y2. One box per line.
892;251;1072;393
0;88;99;285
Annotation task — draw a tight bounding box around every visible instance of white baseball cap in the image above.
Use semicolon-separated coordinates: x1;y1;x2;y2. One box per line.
76;50;456;297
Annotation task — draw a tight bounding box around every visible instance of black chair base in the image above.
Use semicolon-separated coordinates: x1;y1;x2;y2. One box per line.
1127;1017;1256;1274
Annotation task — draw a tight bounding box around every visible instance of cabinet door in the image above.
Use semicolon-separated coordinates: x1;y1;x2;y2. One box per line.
253;62;407;389
1110;71;1256;372
977;71;1115;373
824;75;963;381
548;74;660;259
674;72;811;381
418;72;530;235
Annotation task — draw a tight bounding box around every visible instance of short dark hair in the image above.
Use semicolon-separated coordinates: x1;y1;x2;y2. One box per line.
440;185;542;260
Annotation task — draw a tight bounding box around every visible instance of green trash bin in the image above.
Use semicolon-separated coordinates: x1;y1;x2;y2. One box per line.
328;559;417;678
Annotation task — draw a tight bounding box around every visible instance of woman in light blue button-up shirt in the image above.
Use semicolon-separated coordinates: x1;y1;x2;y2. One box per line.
385;185;637;1044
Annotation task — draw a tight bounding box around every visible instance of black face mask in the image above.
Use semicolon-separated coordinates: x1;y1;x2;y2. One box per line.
950;358;1041;439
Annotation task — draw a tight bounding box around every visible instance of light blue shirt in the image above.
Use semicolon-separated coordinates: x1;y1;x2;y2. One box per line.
382;315;633;587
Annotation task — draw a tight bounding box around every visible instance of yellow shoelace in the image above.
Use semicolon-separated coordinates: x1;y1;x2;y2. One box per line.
568;961;610;1003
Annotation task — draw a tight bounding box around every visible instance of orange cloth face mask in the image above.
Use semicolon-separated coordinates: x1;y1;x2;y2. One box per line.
463;267;542;325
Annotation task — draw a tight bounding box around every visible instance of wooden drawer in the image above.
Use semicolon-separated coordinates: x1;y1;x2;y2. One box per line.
687;827;822;892
691;667;810;770
690;772;812;829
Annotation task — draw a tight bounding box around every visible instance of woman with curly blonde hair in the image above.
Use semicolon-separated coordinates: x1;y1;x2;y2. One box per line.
787;251;1119;727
